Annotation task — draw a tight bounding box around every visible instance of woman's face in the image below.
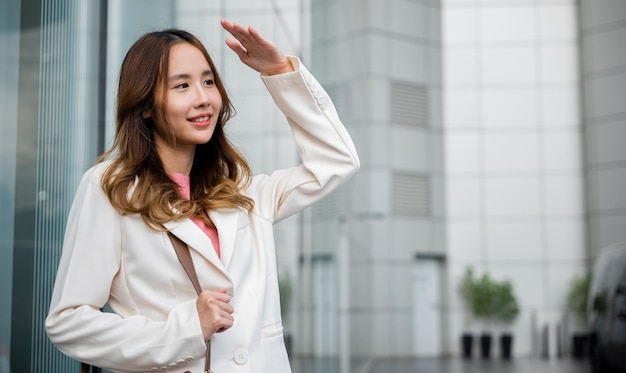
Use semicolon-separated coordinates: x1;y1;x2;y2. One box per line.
156;42;223;152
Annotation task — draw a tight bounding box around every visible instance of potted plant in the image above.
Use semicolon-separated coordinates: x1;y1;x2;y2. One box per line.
459;268;519;359
566;272;592;359
470;272;499;359
458;268;477;359
492;280;520;359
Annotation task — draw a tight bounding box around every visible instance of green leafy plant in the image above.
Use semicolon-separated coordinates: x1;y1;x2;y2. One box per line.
492;280;519;324
459;268;519;325
566;272;592;322
471;273;498;320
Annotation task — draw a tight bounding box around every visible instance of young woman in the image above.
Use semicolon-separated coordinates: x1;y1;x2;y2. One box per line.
45;20;359;373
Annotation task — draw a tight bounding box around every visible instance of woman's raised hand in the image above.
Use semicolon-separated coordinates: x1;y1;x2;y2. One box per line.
221;19;294;75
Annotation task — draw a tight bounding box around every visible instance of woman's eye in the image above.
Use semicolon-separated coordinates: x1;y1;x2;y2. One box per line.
174;83;189;89
204;79;214;86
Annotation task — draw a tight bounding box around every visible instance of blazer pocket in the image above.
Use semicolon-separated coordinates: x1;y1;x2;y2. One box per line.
260;322;284;339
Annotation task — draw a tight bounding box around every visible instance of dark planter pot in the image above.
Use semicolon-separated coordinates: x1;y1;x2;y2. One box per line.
461;333;474;359
480;333;492;359
500;333;513;359
572;333;589;359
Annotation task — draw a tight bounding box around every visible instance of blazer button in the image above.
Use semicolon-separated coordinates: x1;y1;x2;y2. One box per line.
233;348;249;365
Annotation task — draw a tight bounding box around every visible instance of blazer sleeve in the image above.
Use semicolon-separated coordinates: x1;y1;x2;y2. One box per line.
45;165;206;371
249;57;360;222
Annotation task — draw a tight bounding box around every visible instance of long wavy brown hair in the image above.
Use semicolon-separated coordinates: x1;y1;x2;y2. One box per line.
98;29;254;229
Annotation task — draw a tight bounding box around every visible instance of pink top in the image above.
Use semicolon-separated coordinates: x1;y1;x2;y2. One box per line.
169;173;220;258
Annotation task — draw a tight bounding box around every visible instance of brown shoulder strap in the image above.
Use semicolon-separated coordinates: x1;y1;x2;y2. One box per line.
166;232;212;373
168;232;203;295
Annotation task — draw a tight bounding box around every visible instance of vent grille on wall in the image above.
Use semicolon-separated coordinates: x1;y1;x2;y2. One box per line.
393;173;430;217
391;81;427;127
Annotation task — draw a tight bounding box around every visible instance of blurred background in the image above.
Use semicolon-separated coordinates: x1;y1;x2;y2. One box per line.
1;0;625;372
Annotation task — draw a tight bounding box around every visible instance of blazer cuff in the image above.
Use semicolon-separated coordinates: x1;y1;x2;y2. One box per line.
259;56;301;79
170;298;207;355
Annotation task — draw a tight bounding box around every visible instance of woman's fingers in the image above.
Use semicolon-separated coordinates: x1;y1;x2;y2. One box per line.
215;307;234;333
221;20;246;40
224;36;247;58
220;19;289;74
196;289;234;340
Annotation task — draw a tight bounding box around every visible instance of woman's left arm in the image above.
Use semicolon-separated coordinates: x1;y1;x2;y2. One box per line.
221;20;360;222
257;57;360;221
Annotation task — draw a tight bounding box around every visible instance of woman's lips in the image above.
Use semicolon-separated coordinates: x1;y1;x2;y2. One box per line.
189;114;211;126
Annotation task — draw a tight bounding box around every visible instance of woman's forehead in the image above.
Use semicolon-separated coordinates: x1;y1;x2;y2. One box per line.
168;43;211;74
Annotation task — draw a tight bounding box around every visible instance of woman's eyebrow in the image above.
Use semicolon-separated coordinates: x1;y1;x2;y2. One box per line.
168;70;214;81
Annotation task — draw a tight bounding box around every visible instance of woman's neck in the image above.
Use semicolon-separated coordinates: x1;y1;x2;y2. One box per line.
155;136;195;175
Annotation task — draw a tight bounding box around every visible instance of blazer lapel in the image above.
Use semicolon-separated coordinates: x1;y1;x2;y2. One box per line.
163;218;232;284
208;208;241;270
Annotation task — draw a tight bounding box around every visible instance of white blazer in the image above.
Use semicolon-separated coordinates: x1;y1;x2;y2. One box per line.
45;57;359;373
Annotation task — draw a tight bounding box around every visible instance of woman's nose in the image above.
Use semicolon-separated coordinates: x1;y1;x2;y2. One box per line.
194;85;210;107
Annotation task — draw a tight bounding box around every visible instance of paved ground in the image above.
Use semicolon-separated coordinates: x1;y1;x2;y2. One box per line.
292;356;590;373
368;357;589;373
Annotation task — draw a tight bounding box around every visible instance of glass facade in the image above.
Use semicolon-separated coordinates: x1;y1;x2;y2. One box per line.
0;0;20;370
2;0;105;371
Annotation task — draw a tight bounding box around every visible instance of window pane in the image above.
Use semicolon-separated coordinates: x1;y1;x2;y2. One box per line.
5;0;104;370
0;0;21;367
